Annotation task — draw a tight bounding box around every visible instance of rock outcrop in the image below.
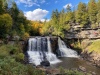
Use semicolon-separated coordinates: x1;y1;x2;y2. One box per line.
40;60;50;67
81;50;100;67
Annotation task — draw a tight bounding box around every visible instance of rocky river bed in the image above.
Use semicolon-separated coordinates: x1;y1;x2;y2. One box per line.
28;57;100;75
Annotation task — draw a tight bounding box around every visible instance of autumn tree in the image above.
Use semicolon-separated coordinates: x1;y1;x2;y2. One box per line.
9;2;19;29
29;21;43;36
0;0;8;14
41;21;52;35
8;2;31;37
0;14;12;38
0;0;4;14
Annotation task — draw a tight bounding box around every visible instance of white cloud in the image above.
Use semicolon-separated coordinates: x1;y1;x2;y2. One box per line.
19;0;33;7
41;19;50;22
24;8;49;21
63;3;72;9
41;0;46;4
16;0;40;7
25;2;40;7
16;0;46;7
34;0;38;3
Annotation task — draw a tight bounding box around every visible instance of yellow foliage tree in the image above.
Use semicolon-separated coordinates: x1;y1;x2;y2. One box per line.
31;21;43;35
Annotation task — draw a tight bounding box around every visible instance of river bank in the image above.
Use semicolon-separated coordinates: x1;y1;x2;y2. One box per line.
24;37;100;75
33;65;93;75
1;37;100;75
81;39;100;68
81;50;100;68
68;39;100;68
33;58;99;75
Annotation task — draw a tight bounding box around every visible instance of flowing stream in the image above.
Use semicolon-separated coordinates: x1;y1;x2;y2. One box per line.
27;37;78;65
27;37;100;74
27;37;60;66
51;57;100;74
58;37;78;57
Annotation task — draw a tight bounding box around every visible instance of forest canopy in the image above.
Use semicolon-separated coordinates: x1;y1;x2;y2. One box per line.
41;0;100;37
0;0;100;38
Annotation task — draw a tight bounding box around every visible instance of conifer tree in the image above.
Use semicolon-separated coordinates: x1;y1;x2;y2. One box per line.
75;2;89;27
59;9;66;27
97;0;100;26
88;0;97;24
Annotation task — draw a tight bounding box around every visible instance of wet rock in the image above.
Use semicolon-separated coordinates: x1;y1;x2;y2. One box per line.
92;72;96;75
79;66;86;72
35;65;60;75
81;50;100;68
46;68;60;75
0;40;3;44
36;66;47;71
40;60;50;67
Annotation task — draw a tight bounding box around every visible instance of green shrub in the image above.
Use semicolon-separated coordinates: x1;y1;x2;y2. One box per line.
21;32;29;40
59;66;66;74
59;67;84;75
87;40;100;53
15;53;24;61
73;41;82;50
0;44;11;57
0;57;45;75
10;47;18;55
0;44;20;57
0;43;24;62
27;65;45;75
0;57;27;75
66;70;84;75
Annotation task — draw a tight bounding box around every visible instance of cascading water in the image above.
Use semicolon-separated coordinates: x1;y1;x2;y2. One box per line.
47;37;52;53
58;37;78;57
27;37;60;66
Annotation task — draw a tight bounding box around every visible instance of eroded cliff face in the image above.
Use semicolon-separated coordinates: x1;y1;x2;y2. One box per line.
50;37;58;55
81;39;100;67
81;50;100;67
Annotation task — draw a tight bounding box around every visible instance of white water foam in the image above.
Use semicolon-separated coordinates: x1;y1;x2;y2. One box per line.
27;37;61;66
58;37;79;57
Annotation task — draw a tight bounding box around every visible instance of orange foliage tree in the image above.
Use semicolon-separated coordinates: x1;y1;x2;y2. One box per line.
30;21;43;35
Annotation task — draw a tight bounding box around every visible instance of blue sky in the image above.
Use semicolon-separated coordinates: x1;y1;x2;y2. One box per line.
15;0;89;21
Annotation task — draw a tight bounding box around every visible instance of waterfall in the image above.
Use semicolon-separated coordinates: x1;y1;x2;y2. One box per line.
47;37;52;52
58;37;78;57
27;37;61;66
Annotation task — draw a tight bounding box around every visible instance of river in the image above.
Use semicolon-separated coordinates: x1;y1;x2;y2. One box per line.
51;57;100;75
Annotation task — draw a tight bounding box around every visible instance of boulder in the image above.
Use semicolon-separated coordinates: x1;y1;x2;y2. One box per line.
81;50;100;67
79;66;86;72
40;60;50;67
92;72;96;75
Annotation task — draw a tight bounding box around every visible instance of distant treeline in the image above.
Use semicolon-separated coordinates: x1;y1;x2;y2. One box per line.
41;0;100;37
0;0;43;39
0;0;100;38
